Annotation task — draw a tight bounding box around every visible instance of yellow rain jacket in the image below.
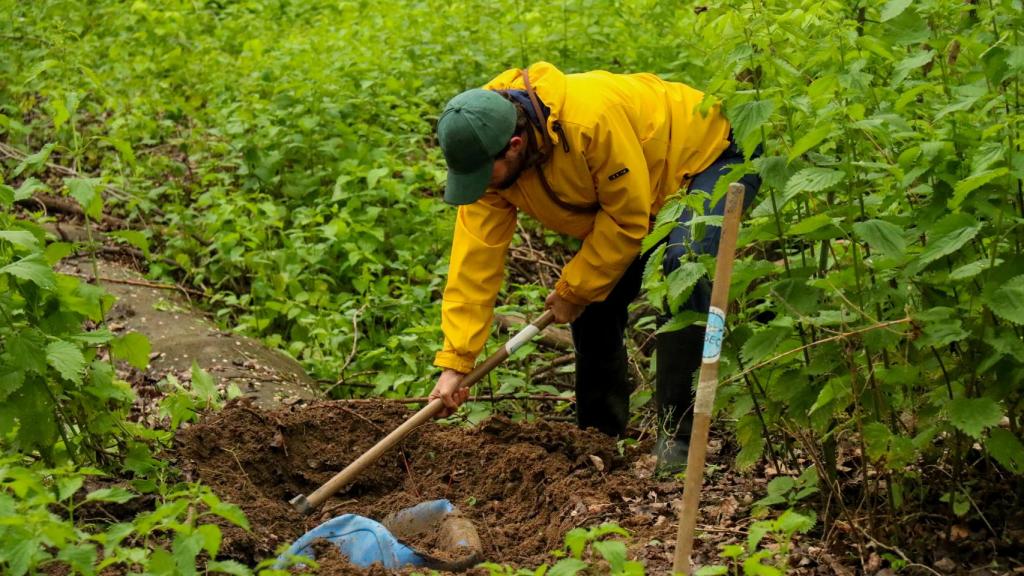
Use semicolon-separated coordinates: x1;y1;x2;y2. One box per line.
434;62;732;373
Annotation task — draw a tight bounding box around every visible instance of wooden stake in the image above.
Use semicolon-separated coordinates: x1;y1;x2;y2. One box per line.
673;183;746;575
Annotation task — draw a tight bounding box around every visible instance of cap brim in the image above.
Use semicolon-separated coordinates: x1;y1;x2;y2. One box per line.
443;159;493;205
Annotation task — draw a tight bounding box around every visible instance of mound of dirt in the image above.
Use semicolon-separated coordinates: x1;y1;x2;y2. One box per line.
176;400;712;573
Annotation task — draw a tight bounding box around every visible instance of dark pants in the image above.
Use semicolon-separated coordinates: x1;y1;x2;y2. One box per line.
571;138;762;436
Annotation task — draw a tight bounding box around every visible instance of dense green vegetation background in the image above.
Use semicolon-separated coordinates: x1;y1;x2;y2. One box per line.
2;0;1024;573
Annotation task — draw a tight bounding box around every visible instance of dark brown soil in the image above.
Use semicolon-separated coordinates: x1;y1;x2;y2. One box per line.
174;399;834;575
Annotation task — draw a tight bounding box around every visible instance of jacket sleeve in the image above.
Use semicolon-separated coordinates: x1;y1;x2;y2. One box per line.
434;192;517;373
555;109;652;305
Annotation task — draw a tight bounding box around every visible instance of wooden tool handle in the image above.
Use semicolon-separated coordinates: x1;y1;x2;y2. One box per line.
673;183;746;575
291;310;556;514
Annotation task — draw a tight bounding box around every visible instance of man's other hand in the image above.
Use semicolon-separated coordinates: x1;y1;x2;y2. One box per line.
428;369;470;417
545;291;585;324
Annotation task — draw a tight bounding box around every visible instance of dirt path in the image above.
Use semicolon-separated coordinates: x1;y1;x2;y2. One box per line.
50;230;317;411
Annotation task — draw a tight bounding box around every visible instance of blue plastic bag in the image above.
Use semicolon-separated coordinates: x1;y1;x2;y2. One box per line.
275;513;424;570
276;499;462;570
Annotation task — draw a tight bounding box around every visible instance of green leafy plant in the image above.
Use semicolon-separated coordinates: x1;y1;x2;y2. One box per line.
481;523;644;576
697;509;816;576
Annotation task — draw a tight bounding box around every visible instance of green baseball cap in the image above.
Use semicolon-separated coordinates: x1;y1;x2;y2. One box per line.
437;89;516;205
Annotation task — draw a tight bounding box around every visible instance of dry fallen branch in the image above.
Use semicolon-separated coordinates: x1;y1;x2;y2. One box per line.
495;312;574;350
336;393;574;404
64;270;205;298
722;317;913;386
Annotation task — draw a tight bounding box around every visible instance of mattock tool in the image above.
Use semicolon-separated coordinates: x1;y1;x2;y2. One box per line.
290;310;556;515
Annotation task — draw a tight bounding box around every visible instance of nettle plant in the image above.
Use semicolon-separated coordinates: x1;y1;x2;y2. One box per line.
0;174;150;466
644;0;1024;537
480;523;644;576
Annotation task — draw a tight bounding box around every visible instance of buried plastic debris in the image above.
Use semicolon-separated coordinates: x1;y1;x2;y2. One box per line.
276;499;481;571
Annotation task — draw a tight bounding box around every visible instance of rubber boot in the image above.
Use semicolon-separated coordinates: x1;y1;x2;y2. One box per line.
654;324;704;473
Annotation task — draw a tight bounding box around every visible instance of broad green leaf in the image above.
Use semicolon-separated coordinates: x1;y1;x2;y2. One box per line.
735;413;766;470
984;328;1024;362
196;524;223;557
206;560;253;576
191;361;218;403
642;221;675;253
852;219;905;257
71;328;115;345
695;567;729;576
656;311;701;334
44;242;75;265
15;177;49;201
548;558;588;576
987;428;1024;474
85;487;136;504
103;136;137;166
773;282;825;318
948;397;1003;439
862;422;892;462
727;99;774;143
207;500;250;530
7;330;47;374
913;307;969;349
12;143;54;177
667;261;706;311
6;538;39;576
0;230;40;251
949;167;1009;210
743;555;783;576
1;253;56;289
563;527;588;558
787;213;832;236
880;0;913;21
0;184;12;206
66;178;104;220
172;531;203;576
146;548;176;576
50;97;70;131
56;543;97;575
46;340;86;384
592;540;627;573
949;258;1000;282
108;230;150;255
787;125;831;161
892;50;934;84
935;95;980;121
0;375;58;451
0;368;26;402
111;333;152;370
985;276;1024;325
909;213;982;274
784;167;846;196
365;167;389;188
776;509;815;534
741;326;791;364
57;475;84;501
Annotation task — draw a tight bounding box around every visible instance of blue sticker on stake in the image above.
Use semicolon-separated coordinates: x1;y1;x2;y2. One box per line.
702;306;726;363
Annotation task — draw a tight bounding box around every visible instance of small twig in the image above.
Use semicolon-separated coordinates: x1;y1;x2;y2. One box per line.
853;525;943;576
722;317;912;386
0;141;151;209
64;270;205;298
223;447;255;491
328;304;369;398
531;353;576;379
321;499;358;517
337;405;386;433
